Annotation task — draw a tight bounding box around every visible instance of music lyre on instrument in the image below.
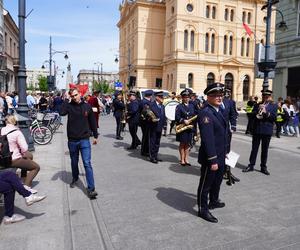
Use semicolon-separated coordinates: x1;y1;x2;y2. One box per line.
164;100;179;121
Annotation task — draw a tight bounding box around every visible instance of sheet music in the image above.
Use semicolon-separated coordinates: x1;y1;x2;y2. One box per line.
225;151;240;168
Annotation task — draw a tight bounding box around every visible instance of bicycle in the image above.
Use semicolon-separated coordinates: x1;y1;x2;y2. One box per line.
30;118;53;145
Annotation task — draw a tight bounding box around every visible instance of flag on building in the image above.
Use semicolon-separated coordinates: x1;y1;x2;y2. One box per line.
243;23;253;36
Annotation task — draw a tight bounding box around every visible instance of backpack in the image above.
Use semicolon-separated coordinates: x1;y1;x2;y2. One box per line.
0;129;18;169
12;97;17;107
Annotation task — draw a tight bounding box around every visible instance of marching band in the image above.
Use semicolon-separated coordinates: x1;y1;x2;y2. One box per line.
110;83;277;223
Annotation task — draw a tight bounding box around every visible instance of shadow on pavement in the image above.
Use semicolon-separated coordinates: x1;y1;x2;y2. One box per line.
169;163;200;176
236;162;247;170
51;170;87;196
160;142;178;150
102;134;117;139
154;187;197;216
113;141;128;148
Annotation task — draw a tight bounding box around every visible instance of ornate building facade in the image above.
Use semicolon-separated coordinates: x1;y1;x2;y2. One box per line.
118;0;276;102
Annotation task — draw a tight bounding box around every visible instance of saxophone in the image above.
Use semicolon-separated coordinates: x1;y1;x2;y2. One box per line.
175;115;198;134
121;93;128;124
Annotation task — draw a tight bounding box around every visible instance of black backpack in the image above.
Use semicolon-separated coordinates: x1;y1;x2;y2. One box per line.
0;129;18;169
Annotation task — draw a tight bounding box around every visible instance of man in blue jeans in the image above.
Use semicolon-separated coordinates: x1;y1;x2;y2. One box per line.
61;88;98;199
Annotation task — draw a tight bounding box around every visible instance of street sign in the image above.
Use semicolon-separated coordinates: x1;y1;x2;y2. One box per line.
115;81;123;90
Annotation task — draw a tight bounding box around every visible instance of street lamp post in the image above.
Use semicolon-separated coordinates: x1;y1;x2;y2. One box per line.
17;0;34;151
114;47;131;90
94;62;103;84
48;36;68;91
258;0;287;92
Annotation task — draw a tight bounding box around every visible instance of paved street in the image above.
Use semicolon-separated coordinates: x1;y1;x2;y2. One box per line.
0;114;300;250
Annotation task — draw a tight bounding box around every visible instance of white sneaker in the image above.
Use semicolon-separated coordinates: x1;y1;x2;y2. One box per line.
3;214;26;225
25;194;46;206
23;185;38;194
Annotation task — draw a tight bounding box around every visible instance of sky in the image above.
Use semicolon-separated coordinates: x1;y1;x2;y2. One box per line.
3;0;121;89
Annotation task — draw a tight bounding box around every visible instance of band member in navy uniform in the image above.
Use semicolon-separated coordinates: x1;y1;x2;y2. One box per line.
113;91;125;140
175;89;195;166
127;91;141;150
243;90;277;175
221;88;240;185
197;83;227;223
149;91;166;164
139;90;153;156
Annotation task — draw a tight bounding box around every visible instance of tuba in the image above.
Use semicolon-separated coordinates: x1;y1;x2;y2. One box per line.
175;115;198;134
141;104;159;122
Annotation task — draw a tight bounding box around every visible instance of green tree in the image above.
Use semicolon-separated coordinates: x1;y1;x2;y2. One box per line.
94;80;114;94
38;75;48;91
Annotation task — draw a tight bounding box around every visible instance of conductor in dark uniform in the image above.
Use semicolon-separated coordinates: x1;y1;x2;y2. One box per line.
149;91;166;164
243;90;277;175
127;91;141;150
113;91;125;140
175;89;195;166
139;90;153;156
197;83;227;223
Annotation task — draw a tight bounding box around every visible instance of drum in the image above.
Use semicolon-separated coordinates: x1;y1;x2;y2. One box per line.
164;100;179;121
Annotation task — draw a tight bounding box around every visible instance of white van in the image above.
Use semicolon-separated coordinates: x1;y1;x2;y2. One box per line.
133;88;170;100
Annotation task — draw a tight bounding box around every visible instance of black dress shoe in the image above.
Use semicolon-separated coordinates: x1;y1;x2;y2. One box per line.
261;168;270;175
70;178;78;188
116;136;123;140
156;158;163;162
150;158;158;164
242;166;254;172
198;210;218;223
208;201;225;210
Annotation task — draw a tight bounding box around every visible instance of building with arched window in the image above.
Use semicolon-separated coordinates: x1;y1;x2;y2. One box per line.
118;0;276;102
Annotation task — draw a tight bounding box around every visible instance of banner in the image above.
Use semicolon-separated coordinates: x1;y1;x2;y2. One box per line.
69;83;89;96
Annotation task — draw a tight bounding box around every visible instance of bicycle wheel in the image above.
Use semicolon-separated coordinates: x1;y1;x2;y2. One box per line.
32;126;53;145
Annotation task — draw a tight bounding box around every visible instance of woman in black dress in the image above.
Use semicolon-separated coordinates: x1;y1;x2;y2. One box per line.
175;90;195;166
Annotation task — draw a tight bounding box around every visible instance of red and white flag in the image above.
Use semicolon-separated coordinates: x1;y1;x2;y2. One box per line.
243;23;253;36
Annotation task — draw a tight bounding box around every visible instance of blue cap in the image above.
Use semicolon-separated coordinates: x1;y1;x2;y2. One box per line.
180;89;190;97
114;91;121;97
154;91;164;97
144;89;153;97
129;91;136;96
204;83;224;95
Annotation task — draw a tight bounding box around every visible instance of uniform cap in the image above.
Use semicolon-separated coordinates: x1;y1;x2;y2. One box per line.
261;89;272;95
180;89;190;97
114;91;121;97
144;90;153;97
204;83;225;95
129;91;136;96
154;91;164;97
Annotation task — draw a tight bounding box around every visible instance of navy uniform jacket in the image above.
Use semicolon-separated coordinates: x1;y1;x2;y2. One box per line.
198;105;227;166
139;98;152;122
252;102;277;136
190;99;201;113
221;98;238;131
113;99;125;118
149;101;166;132
175;103;195;124
127;100;140;124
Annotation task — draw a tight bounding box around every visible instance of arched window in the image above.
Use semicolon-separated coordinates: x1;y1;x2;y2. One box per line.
205;33;209;53
167;74;170;89
190;30;195;51
170;74;174;90
184;30;188;50
241;37;245;56
242;11;246;23
225;73;234;94
206;5;210;18
223;35;227;54
212;6;216;19
230;9;234;22
243;75;250;101
211;33;215;53
229;35;233;55
261;39;264;45
247;12;251;24
188;73;193;88
246;38;250;57
207;72;215;86
224;8;229;21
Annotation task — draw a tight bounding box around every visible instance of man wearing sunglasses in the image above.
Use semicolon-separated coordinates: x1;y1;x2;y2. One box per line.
60;88;98;199
197;83;227;223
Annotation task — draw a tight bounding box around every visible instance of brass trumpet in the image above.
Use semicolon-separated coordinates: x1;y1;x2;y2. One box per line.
175;115;198;134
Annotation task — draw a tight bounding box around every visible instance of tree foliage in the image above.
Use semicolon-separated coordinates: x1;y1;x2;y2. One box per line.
93;80;114;94
38;75;48;91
